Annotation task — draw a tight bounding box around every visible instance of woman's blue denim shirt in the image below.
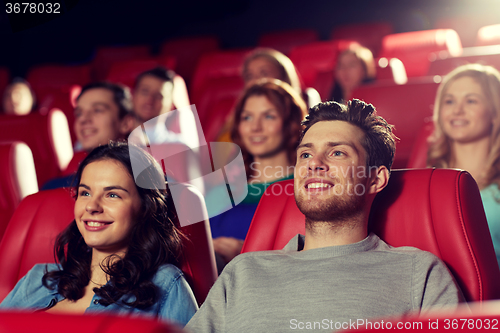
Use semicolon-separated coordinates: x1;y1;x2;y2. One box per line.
0;263;198;327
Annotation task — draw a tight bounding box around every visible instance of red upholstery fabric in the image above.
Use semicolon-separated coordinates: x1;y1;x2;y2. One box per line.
0;311;183;332
0;188;217;305
0;142;37;241
241;169;500;302
36;85;81;144
160;36;220;86
380;29;462;77
190;49;250;103
61;150;88;176
330;22;393;57
92;45;151;81
26;64;91;93
351;78;439;168
0;109;72;187
105;57;177;89
407;121;434;169
428;46;500;76
194;76;244;141
258;29;319;56
289;40;354;99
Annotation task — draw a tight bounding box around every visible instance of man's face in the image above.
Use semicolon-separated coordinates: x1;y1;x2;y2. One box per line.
74;88;129;152
294;120;371;222
132;75;173;122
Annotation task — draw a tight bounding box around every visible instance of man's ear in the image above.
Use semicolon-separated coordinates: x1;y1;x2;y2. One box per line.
119;114;136;135
367;165;389;195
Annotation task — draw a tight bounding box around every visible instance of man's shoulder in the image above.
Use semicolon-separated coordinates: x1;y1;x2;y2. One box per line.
373;238;445;266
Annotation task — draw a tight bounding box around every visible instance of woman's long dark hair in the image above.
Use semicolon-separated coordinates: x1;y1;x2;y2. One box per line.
42;142;184;309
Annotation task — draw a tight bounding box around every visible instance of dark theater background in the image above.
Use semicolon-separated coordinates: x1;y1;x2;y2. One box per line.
0;0;499;75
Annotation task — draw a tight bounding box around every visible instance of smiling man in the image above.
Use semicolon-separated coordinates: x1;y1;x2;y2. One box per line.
186;100;464;333
42;82;134;190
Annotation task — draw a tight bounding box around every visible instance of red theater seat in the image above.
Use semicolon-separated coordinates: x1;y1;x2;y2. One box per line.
92;45;151;81
0;110;73;187
190;49;250;103
0;311;183;333
477;24;500;47
36;85;82;144
330;21;393;57
194;76;244;141
0;142;38;241
380;29;462;77
428;46;500;76
160;36;220;86
26;64;90;93
0;188;217;305
407;121;434;169
105;57;177;89
258;29;319;56
289;40;354;99
351;78;439;168
241;170;500;302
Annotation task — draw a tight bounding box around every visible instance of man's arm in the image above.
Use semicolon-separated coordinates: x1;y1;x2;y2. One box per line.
412;251;466;313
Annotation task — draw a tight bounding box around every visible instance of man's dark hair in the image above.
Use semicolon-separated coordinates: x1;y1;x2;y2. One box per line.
77;82;133;119
301;99;396;171
134;66;175;90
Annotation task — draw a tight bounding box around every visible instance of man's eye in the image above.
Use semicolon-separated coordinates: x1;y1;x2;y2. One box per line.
300;152;311;159
333;151;344;157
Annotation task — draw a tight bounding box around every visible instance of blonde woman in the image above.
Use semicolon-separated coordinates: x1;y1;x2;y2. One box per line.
427;64;500;266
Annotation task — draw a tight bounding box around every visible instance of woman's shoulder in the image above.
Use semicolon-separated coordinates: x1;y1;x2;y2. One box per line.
25;263;61;278
152;264;184;285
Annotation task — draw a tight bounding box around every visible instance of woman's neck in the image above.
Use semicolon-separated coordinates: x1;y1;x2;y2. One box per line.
250;151;292;183
90;249;125;286
450;137;491;186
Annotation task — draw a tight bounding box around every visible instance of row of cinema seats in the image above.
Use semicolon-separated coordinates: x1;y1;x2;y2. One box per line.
0;167;499;330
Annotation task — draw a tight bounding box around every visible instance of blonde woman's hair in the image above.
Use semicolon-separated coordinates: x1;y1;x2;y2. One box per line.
242;48;302;95
427;63;500;189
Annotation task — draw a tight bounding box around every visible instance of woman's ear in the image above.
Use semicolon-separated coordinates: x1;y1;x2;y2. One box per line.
367;165;389;195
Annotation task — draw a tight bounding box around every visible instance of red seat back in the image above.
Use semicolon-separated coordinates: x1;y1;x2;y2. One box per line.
407;121;435;169
92;45;151;81
258;29;319;56
380;29;462;77
242;170;500;302
289;40;354;99
0;142;38;241
0;110;73;187
190;49;250;103
0;188;217;305
26;64;90;93
428;47;500;76
105;57;177;89
0;311;183;332
160;36;220;86
351;78;439;168
330;21;393;57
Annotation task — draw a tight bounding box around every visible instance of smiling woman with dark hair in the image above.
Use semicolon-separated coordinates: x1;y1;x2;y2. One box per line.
0;142;198;326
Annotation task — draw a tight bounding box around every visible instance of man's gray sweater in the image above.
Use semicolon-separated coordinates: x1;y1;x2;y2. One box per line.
186;233;464;332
